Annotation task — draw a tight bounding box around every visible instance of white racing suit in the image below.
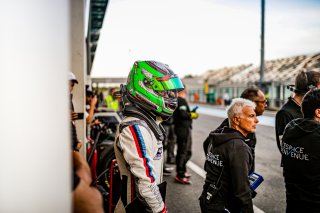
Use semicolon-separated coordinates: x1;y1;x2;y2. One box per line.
114;116;166;213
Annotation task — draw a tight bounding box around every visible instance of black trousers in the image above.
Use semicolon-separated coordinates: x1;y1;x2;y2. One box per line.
163;124;176;162
175;127;192;177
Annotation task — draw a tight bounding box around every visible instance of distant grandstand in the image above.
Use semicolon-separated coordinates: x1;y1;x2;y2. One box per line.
184;52;320;109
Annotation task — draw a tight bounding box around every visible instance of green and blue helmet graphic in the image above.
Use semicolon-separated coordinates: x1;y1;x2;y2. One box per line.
126;60;184;118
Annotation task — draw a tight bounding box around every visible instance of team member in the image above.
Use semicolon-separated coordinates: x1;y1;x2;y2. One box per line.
199;98;258;213
162;116;176;176
203;87;266;172
68;72;82;151
162;116;176;164
69;73;103;213
85;89;98;125
114;61;184;213
275;70;320;156
173;87;199;184
105;87;119;111
281;89;320;212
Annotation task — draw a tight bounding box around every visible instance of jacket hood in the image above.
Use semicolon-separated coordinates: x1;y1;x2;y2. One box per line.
283;118;320;140
209;127;249;146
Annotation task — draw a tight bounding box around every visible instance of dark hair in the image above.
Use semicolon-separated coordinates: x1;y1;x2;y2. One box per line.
86;90;94;97
240;87;260;101
301;89;320;119
295;70;320;95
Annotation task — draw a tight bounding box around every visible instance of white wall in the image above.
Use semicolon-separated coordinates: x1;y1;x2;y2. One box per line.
0;1;71;212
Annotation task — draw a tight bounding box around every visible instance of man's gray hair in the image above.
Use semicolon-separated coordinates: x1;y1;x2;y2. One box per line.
227;98;256;125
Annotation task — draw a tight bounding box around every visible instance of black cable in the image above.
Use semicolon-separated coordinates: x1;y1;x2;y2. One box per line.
91;167;109;186
87;131;101;164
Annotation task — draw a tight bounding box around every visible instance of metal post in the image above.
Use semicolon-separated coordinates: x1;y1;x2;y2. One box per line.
260;0;265;84
71;0;86;158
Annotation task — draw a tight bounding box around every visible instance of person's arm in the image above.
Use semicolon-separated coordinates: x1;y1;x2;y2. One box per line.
118;124;166;213
275;110;291;153
176;100;198;120
229;141;254;213
86;96;97;124
73;151;92;185
203;135;211;156
72;151;104;213
177;104;191;120
73;178;104;213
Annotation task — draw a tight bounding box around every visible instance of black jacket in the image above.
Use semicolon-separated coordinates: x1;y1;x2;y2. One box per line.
203;127;254;213
173;97;192;133
282;118;320;210
162;116;174;126
275;97;302;152
203;118;256;172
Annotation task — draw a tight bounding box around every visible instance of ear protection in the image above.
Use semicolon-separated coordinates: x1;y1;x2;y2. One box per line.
306;71;316;90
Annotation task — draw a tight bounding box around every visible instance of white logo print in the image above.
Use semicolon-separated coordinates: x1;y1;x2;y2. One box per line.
207;152;223;167
281;142;309;161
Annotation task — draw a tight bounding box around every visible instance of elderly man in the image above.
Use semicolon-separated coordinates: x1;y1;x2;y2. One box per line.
199;98;258;213
281;89;320;212
203;87;266;171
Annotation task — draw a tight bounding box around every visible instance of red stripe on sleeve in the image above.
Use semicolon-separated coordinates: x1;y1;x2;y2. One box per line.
128;125;154;183
129;126;143;158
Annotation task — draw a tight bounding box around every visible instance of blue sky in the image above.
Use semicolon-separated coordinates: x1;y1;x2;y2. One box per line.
91;0;320;78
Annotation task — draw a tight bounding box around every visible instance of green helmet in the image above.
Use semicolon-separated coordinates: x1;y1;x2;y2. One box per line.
126;60;184;119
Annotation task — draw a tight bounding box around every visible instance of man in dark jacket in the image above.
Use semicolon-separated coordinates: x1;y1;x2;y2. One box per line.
69;72;82;151
203;87;266;171
199;98;258;213
281;89;320;212
276;70;320;158
173;88;199;184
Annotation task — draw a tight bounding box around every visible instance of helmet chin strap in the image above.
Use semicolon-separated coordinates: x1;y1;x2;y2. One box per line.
122;104;166;141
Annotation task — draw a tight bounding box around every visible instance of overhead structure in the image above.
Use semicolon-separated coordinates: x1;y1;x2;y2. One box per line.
87;0;109;75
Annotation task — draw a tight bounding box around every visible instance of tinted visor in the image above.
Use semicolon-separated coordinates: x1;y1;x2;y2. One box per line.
154;75;184;91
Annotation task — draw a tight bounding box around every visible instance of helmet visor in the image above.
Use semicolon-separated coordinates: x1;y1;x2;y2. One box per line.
154;76;184;91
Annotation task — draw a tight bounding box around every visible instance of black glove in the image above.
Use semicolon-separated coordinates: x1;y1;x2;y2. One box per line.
251;189;257;199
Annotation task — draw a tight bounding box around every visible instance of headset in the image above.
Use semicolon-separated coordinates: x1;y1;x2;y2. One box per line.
286;71;317;93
